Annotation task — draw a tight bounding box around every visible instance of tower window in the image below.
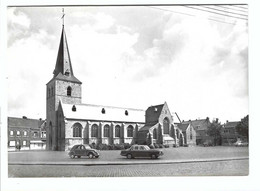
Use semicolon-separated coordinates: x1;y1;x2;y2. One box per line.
65;69;70;76
101;108;105;114
67;86;72;96
72;105;76;112
125;110;128;116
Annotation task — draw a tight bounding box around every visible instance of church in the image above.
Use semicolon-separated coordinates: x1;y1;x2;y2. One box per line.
46;22;190;151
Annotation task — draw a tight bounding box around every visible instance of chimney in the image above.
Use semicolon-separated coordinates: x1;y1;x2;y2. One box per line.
22;116;27;119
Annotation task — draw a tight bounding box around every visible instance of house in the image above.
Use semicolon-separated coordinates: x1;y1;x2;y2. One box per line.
8;117;46;151
182;118;212;145
176;123;196;146
221;121;240;145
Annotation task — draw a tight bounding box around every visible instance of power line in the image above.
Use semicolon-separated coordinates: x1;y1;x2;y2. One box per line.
184;5;247;21
147;6;239;26
232;5;248;10
203;6;248;17
216;5;248;13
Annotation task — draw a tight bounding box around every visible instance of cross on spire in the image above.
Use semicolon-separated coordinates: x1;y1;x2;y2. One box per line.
61;8;65;26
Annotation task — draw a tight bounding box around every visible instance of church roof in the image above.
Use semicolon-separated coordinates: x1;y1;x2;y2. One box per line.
51;26;81;84
139;123;159;132
177;123;190;132
61;103;145;123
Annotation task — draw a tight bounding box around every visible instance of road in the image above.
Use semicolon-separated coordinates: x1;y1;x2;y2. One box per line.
9;159;248;177
8;146;249;177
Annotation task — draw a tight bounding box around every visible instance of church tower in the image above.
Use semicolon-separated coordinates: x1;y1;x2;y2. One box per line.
46;19;82;150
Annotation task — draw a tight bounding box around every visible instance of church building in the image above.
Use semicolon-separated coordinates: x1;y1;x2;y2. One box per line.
46;22;184;151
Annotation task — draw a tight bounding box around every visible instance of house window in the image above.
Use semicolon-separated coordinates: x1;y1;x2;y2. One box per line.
91;124;98;137
51;87;54;96
10;130;14;136
23;131;27;136
23;141;27;146
33;132;38;137
73;123;82;137
153;128;157;139
9;141;15;147
127;125;134;137
115;125;120;137
17;130;20;136
163;117;170;134
103;125;110;137
41;132;46;138
67;86;72;96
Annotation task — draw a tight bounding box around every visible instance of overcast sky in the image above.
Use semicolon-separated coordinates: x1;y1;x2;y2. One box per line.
7;5;248;123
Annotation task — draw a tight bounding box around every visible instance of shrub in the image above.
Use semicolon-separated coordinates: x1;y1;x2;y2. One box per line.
164;144;170;148
114;144;125;150
149;145;155;149
158;144;164;148
97;143;109;150
154;143;159;148
123;143;131;149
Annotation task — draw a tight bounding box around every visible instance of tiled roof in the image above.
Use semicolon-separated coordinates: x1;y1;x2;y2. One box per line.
182;119;209;130
145;104;164;122
224;121;240;128
62;103;145;123
8;117;45;129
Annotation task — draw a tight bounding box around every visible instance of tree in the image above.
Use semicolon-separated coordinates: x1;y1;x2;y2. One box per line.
236;115;249;141
207;118;222;146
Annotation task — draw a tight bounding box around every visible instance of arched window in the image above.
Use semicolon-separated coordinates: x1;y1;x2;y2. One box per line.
91;124;98;137
51;87;54;96
67;86;72;96
163;117;170;134
153;128;157;139
115;125;121;137
72;123;82;137
127;125;134;137
103;125;110;137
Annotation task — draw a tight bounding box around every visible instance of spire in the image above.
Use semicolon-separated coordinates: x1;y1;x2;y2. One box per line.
52;9;81;84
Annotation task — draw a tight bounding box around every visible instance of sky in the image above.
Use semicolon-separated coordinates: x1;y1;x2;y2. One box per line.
7;5;248;123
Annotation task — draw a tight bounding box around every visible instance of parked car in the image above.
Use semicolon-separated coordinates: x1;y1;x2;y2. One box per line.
234;140;248;147
68;144;100;159
202;140;213;147
120;145;163;159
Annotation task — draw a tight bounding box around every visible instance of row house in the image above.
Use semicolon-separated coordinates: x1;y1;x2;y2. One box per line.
8;117;46;150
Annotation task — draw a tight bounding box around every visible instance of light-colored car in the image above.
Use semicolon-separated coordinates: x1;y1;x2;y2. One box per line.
68;144;99;159
234;140;248;147
120;145;163;159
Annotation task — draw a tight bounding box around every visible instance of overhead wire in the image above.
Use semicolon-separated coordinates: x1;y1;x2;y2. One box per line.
147;6;247;25
184;5;247;21
203;6;248;17
217;5;248;13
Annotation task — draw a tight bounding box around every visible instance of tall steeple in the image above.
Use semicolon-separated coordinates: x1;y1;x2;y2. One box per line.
52;11;81;84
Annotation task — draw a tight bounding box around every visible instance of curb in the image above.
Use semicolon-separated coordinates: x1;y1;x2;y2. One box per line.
9;157;249;166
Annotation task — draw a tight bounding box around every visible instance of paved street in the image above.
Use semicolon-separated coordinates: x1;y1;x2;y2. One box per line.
8;146;249;177
9;159;248;177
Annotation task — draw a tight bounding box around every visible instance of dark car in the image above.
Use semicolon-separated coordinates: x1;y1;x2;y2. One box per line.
120;145;163;159
68;144;99;159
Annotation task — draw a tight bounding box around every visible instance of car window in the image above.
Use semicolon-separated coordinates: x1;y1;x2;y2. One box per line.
144;145;150;150
140;146;145;150
134;146;139;150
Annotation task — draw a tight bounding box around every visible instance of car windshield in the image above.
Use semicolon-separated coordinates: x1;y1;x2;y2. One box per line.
143;145;150;150
83;144;91;149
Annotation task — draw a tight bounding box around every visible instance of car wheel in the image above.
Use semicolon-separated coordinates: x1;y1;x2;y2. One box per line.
88;153;94;159
127;153;132;159
70;154;75;159
151;154;157;159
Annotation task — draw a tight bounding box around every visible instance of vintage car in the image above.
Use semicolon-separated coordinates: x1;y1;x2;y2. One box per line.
68;144;100;159
120;145;163;159
234;140;248;147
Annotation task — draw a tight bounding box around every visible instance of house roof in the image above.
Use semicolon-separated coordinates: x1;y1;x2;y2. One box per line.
8;117;45;129
224;121;240;128
182;118;210;130
61;102;145;123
